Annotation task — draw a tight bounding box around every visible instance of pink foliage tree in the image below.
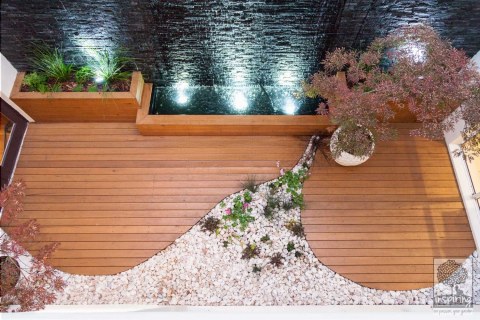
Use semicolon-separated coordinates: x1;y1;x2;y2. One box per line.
0;181;65;312
304;24;480;160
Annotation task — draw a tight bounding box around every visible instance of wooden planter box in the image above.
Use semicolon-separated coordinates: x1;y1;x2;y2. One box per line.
136;84;331;136
10;71;144;122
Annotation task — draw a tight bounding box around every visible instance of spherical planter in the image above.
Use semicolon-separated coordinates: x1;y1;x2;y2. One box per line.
330;126;375;166
0;256;20;297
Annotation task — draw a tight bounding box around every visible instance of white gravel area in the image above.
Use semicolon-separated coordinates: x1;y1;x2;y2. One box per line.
55;136;479;306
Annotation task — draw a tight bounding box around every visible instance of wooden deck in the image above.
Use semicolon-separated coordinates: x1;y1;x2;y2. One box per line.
5;122;475;291
10;123;309;275
302;123;476;291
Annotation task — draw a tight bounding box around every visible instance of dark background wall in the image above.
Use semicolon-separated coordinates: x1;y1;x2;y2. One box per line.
1;0;479;86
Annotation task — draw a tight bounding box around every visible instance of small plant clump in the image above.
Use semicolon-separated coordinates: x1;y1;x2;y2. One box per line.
222;192;255;231
23;72;47;93
295;251;303;258
223;241;229;248
241;175;258;193
272;168;308;209
286;220;305;237
281;200;295;211
287;241;295;252
241;243;260;260
263;194;281;219
252;264;262;273
200;217;221;233
30;43;73;82
92;49;133;89
270;253;284;267
74;66;94;85
260;234;270;243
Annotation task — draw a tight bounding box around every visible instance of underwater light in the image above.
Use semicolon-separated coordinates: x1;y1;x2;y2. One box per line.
175;81;190;105
232;91;248;111
176;92;189;105
283;97;297;115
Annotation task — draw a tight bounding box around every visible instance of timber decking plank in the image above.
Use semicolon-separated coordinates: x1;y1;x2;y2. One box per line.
302;124;474;290
6;122;307;276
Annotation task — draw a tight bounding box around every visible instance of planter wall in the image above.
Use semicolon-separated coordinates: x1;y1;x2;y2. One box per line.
10;71;144;122
136;84;331;136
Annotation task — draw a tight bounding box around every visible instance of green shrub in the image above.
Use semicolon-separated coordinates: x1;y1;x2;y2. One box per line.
23;72;47;92
75;66;94;84
92;49;132;86
30;43;73;82
260;234;270;243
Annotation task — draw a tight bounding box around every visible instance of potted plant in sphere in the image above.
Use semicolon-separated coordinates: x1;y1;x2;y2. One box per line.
304;24;480;164
303;48;396;166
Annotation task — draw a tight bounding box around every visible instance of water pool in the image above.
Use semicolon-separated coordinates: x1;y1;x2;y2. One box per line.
149;85;320;116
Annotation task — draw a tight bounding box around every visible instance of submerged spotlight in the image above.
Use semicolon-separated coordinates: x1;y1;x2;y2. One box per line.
232;91;248;111
283;97;297;115
175;81;190;105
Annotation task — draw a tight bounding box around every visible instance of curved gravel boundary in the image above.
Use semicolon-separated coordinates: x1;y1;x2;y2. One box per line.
55;136;479;306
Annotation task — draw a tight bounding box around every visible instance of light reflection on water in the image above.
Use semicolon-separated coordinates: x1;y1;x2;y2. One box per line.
150;85;320;115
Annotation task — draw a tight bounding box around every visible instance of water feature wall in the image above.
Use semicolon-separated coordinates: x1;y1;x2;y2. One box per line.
2;0;480;87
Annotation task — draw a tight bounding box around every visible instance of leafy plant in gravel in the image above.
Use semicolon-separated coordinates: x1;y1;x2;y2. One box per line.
281;200;295;211
241;175;258;192
295;251;303;258
200;217;221;233
222;192;255;231
287;241;295;252
260;235;271;243
263;193;281;219
286;220;305;237
273;169;308;209
252;265;262;273
270;253;284;267
241;243;260;260
30;43;73;82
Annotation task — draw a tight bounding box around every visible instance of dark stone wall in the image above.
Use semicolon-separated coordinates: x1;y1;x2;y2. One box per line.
1;0;479;86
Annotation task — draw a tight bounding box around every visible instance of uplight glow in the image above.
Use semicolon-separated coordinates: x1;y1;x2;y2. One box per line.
283;97;297;115
232;91;248;111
